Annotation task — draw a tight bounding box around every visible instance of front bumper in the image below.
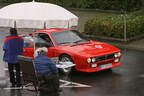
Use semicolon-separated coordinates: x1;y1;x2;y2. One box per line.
77;62;122;72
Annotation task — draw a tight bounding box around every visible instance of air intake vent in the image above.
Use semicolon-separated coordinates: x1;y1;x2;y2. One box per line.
96;53;114;62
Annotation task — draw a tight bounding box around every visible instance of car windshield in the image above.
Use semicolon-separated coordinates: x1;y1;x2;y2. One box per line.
51;30;89;45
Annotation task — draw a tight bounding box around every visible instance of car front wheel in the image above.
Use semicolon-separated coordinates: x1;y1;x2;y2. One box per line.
59;55;73;62
59;55;75;73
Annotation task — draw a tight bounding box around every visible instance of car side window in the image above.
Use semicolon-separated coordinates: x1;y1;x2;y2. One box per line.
23;36;34;48
37;33;54;47
23;35;50;48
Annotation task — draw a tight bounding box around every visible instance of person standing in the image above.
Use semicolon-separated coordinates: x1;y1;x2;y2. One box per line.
34;47;59;96
3;28;24;87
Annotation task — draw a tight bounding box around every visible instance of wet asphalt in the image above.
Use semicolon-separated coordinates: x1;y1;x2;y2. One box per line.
0;28;144;96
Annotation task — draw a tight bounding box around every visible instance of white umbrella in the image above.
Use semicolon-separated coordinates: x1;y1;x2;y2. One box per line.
0;1;78;86
0;1;78;29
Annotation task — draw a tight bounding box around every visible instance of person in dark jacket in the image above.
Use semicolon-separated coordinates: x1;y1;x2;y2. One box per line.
3;28;24;87
34;47;59;96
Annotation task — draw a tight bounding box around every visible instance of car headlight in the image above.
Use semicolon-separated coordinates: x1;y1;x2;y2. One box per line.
91;57;96;63
87;58;91;63
114;52;121;58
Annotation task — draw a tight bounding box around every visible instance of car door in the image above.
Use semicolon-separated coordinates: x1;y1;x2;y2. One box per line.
35;33;55;58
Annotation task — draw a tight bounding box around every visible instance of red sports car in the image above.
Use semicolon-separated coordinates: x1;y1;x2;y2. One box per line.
22;28;122;72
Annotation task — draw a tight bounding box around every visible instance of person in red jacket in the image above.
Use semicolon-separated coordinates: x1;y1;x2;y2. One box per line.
3;28;24;87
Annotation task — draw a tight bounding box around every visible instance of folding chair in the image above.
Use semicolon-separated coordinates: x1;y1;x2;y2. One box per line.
18;55;39;92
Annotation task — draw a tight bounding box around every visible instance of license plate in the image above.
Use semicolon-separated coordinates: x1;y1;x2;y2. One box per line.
100;63;112;69
91;64;97;68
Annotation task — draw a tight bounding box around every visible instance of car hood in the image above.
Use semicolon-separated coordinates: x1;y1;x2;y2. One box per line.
58;40;120;57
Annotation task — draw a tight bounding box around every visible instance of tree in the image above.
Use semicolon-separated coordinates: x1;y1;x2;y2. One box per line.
141;0;144;10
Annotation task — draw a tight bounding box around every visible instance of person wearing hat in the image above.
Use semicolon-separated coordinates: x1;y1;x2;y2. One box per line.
3;28;24;87
34;47;59;96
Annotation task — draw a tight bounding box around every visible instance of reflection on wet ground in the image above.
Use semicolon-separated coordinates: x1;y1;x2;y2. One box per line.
1;29;144;96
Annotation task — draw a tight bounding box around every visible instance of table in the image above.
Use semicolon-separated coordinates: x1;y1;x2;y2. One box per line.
51;57;75;73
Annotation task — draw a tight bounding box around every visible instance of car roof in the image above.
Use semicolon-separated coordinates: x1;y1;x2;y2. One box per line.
36;28;73;34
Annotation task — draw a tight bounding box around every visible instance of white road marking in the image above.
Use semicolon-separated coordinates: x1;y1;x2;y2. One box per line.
4;68;8;71
4;79;91;90
4;87;22;90
4;67;91;88
60;79;92;88
139;74;144;78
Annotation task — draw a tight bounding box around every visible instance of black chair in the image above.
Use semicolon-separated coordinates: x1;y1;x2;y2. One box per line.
18;55;39;92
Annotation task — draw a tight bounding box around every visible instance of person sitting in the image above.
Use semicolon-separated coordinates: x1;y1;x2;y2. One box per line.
34;47;59;96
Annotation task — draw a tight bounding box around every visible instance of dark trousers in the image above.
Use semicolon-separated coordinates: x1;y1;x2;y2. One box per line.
8;63;21;86
39;74;60;96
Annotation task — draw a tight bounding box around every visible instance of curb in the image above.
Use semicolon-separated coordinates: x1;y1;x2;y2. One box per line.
86;34;144;43
109;43;144;51
87;35;144;51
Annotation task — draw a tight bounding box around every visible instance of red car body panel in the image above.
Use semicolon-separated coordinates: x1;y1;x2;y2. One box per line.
22;28;122;72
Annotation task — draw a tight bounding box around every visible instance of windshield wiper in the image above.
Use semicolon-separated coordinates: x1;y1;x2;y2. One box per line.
71;40;90;47
73;40;84;43
58;42;73;45
74;39;90;44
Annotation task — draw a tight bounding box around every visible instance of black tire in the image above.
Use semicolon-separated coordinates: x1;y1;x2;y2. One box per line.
59;54;76;73
59;54;73;62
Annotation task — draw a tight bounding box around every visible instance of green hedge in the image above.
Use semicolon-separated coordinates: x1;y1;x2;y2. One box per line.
84;15;144;39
